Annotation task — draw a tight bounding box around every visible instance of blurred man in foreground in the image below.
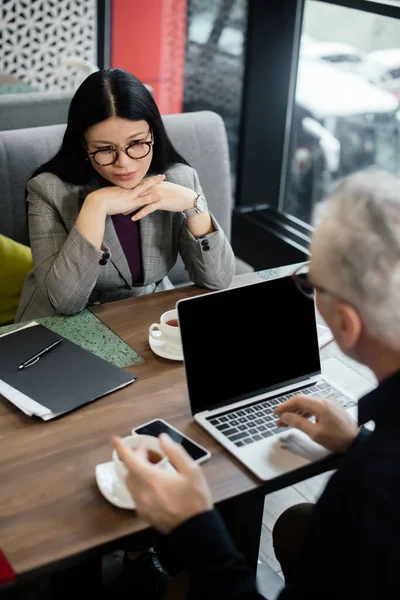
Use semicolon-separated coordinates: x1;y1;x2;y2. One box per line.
114;169;400;599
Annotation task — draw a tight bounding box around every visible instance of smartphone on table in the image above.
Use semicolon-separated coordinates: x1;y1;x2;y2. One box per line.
132;418;211;464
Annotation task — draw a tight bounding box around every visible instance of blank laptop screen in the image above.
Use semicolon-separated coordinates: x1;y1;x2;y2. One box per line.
177;276;321;415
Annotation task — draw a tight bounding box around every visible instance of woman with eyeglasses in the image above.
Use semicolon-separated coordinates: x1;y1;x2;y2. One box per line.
15;68;235;323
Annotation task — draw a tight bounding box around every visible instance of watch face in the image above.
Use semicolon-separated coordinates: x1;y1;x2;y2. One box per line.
196;194;207;212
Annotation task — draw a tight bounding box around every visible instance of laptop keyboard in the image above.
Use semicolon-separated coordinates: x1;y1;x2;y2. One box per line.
206;380;357;448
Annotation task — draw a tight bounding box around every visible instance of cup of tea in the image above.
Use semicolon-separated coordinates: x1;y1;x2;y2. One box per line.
112;434;169;480
149;308;182;351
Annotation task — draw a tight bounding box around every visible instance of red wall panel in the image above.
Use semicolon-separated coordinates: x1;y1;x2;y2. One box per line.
111;0;187;114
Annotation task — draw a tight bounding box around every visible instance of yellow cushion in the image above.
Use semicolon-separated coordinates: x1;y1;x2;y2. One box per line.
0;234;33;325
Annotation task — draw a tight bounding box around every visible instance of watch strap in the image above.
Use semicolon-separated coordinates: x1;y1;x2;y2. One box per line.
183;193;204;217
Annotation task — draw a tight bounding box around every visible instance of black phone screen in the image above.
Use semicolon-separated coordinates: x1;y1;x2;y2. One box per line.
134;420;209;462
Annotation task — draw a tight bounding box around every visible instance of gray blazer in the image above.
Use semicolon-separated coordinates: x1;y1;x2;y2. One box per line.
15;164;235;323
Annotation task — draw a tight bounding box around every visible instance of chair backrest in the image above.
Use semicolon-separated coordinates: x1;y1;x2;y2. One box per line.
0;110;233;285
0;86;154;132
0;92;73;131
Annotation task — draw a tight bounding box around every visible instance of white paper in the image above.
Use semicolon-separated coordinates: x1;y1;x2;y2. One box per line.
0;378;51;416
317;324;333;348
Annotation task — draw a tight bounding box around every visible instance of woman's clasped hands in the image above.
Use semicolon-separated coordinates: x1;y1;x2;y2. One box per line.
86;174;198;220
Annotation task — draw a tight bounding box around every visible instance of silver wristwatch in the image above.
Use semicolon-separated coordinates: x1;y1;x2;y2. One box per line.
183;193;207;217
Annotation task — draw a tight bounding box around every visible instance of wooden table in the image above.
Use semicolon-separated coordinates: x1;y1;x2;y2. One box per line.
0;270;371;584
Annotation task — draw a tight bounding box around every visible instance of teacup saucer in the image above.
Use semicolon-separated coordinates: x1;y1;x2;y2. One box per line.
95;460;176;510
95;461;136;510
149;331;183;361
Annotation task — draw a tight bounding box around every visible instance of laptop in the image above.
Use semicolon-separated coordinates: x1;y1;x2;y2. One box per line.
176;276;370;481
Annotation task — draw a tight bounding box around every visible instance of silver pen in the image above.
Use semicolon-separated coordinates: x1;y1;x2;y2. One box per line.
18;338;63;370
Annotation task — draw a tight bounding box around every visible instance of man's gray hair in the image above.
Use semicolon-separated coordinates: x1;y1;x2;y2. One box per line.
313;169;400;351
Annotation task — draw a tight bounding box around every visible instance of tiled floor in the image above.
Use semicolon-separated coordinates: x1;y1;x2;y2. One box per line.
256;470;335;598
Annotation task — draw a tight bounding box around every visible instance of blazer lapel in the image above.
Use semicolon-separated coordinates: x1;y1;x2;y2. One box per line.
140;211;164;286
79;178;132;286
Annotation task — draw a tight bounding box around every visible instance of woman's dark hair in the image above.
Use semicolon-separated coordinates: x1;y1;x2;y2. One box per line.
30;69;189;184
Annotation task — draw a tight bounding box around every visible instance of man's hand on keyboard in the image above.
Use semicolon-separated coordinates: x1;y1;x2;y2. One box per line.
274;395;359;453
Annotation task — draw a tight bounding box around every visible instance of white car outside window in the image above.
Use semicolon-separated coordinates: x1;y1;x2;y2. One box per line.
364;48;400;98
296;59;399;119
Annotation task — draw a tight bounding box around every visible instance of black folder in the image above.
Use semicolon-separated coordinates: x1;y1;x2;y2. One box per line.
0;324;136;417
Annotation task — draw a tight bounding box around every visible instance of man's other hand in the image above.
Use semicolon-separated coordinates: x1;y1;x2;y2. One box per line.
274;395;359;453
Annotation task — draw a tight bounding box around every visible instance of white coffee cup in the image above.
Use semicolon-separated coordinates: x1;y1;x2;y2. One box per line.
112;434;169;481
149;308;182;351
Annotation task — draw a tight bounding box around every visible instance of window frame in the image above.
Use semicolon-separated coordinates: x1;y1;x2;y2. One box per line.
236;0;400;216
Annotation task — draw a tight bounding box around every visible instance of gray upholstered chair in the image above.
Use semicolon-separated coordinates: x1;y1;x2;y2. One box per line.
0;92;72;131
0;86;154;132
0;110;252;286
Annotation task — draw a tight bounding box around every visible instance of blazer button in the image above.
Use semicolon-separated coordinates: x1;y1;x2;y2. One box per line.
203;246;210;251
201;239;208;247
99;258;107;265
102;251;110;259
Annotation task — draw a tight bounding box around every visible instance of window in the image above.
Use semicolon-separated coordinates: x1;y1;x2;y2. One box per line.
283;1;400;224
183;0;247;184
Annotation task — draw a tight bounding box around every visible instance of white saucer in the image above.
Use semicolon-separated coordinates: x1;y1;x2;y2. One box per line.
95;460;176;510
95;461;136;509
149;331;183;361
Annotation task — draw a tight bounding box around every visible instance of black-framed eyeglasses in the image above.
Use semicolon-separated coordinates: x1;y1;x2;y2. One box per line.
291;261;328;299
87;130;154;166
291;261;357;317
